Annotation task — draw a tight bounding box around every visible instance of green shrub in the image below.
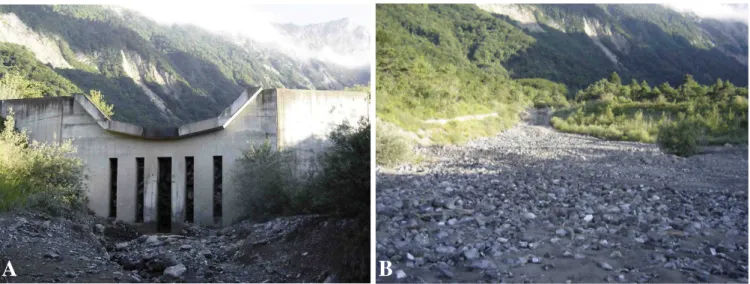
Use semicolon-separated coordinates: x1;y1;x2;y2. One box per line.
87;90;114;118
231;140;302;221
308;118;370;218
0;112;86;214
376;123;411;166
657;119;705;157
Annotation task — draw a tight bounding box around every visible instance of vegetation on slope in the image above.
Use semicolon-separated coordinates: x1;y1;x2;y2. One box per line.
0;42;80;98
376;4;568;148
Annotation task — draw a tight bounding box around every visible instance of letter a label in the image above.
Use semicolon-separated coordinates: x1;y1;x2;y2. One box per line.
2;261;16;277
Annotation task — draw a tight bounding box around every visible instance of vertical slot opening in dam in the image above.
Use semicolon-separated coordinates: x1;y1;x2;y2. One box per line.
135;157;144;223
109;158;117;219
185;156;194;223
157;157;172;233
213;156;222;224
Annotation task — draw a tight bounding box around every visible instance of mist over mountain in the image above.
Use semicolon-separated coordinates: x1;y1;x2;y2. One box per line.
0;5;370;127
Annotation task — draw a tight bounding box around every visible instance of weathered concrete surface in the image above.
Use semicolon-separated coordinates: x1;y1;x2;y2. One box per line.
0;87;368;228
276;88;369;174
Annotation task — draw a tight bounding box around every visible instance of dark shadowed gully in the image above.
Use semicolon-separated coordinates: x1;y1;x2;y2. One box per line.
376;110;748;283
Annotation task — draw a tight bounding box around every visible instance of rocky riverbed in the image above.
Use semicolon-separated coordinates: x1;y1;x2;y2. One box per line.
376;116;748;283
0;211;367;283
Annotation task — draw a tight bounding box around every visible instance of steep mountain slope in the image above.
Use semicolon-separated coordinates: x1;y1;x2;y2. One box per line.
0;5;370;127
478;4;748;91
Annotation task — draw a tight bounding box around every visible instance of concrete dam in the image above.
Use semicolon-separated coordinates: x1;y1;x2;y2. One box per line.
0;87;369;231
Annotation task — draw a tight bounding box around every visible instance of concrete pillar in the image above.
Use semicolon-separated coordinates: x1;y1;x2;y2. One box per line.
221;157;232;226
85;156;109;219
143;157;157;224
194;155;213;226
117;157;136;223
172;157;185;227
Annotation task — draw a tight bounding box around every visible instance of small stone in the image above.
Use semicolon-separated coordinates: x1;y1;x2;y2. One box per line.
406;253;414;260
610;251;623;258
436;246;457;254
555;228;568;236
574;253;586;259
200;249;213;259
468;259;494;270
531;256;541;263
180;245;192;251
437;262;454;278
163;264;186;279
583;215;594;222
391;200;404;209
115;242;129;251
524;212;537;219
463;248;480;260
145;236;159;244
599;262;613;271
395;270;407;279
44;252;61;260
497;237;509;243
94;224;105;234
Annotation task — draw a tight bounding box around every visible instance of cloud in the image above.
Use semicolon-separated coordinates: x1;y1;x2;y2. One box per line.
115;3;370;68
664;3;748;24
117;3;284;44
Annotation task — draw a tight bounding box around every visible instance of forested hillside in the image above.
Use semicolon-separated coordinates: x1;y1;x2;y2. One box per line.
0;5;369;127
376;4;568;143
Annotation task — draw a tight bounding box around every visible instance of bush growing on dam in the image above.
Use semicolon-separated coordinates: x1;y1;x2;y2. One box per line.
0;112;86;214
233;118;371;221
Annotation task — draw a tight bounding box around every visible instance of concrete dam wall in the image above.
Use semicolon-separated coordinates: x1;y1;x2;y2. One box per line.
0;88;369;230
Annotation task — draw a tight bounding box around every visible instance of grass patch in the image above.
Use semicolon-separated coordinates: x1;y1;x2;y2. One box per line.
428;113;519;145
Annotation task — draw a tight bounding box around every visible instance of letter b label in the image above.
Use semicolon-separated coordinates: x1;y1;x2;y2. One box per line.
378;261;392;277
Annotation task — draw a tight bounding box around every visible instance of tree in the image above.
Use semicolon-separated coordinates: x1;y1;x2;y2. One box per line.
608;72;622;85
87;90;114;118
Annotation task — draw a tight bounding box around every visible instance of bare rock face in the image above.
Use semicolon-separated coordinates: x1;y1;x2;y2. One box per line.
0;13;72;68
376;115;748;283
